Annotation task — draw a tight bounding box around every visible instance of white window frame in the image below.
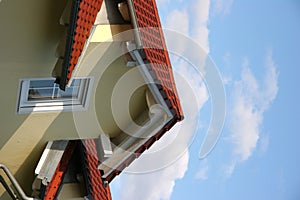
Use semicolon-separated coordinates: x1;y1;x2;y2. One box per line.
16;77;94;114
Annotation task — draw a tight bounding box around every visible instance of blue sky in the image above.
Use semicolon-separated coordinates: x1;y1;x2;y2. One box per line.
111;0;300;199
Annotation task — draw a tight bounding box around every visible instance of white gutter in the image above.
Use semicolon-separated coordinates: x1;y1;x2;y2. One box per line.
124;1;173;117
126;41;173;118
98;47;175;177
99;104;170;179
115;104;168;151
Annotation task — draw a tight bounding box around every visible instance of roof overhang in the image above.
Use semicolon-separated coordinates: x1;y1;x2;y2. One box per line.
52;0;183;121
51;0;184;183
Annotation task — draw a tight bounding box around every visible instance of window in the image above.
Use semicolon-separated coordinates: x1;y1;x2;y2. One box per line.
17;77;93;114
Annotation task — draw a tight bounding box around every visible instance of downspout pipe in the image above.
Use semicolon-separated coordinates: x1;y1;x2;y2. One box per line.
126;0;142;48
126;41;173;119
0;164;36;200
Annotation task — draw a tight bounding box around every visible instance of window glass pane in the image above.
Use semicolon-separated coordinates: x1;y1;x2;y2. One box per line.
27;80;81;100
56;86;80;99
29;80;55;88
18;77;92;113
70;79;81;87
28;88;54;100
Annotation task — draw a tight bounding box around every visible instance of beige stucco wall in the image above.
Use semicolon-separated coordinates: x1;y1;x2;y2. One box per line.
0;0;148;198
0;0;69;196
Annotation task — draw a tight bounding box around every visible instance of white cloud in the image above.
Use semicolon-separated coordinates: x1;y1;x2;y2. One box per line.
156;0;183;6
191;0;210;53
224;160;236;178
212;0;234;15
156;0;169;4
165;9;190;57
165;9;189;36
258;132;269;155
116;151;189;200
196;166;208;180
277;168;286;194
226;51;278;176
195;160;209;180
222;52;233;85
164;0;210;54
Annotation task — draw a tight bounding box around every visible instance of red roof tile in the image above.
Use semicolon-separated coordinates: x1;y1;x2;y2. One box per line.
57;0;103;90
83;139;112;200
43;140;112;200
43;141;77;199
133;0;184;120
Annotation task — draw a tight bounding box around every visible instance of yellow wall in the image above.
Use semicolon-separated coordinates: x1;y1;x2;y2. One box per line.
0;0;148;198
0;0;69;196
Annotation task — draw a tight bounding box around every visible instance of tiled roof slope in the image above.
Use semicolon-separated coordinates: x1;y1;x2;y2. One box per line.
132;0;184;121
55;0;183;121
55;0;103;90
42;140;112;200
82;139;112;200
43;141;77;200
